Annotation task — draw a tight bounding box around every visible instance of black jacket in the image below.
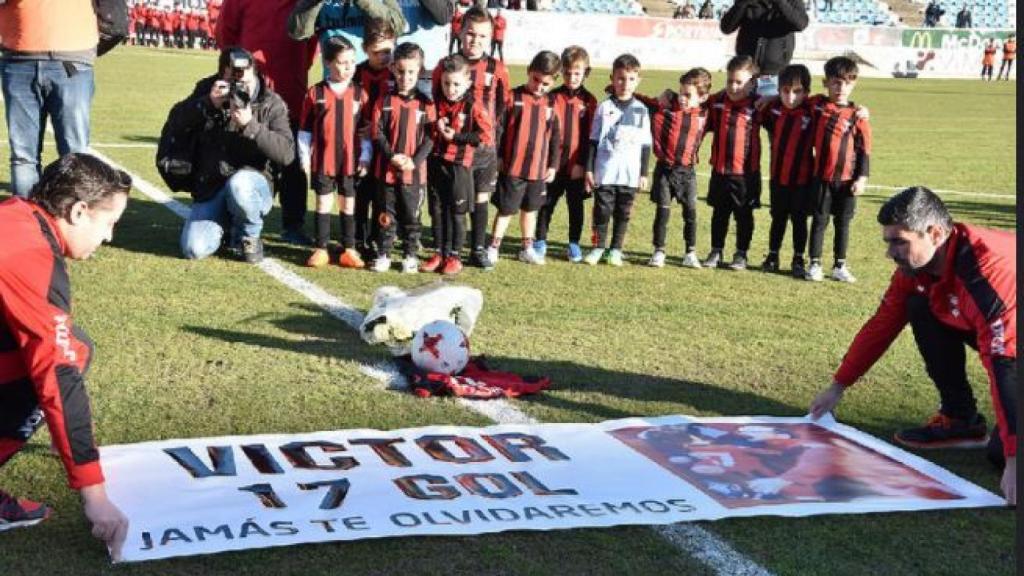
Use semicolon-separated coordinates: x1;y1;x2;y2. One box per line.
720;0;808;76
157;74;295;202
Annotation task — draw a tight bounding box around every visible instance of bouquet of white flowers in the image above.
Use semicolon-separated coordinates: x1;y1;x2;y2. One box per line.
359;282;483;356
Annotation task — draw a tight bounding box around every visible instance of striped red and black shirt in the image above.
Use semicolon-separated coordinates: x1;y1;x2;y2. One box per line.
706;90;761;176
299;80;369;178
637;91;708;169
433;94;494;168
760;99;815;187
550;85;597;176
354;61;396;109
810;95;872;182
370;90;436;186
432;55;511;142
499;87;561;181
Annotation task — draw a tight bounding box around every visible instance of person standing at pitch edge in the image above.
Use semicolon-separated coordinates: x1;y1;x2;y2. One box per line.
810;186;1016;506
0;154;131;558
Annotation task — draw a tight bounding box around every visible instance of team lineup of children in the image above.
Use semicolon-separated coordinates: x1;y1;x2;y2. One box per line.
298;6;872;282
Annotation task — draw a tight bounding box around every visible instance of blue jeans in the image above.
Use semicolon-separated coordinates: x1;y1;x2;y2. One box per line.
180;170;273;260
1;59;95;197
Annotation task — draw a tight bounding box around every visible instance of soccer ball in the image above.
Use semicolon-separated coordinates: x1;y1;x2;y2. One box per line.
411;320;470;375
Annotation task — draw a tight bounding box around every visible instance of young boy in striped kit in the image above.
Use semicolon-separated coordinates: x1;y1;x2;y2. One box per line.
368;42;435;273
640;67;712;269
422;55;494;275
299;35;371;269
702;55;762;271
758;64;816;278
486;50;562;266
805;56;871;283
535;45;597;263
583;53;652;267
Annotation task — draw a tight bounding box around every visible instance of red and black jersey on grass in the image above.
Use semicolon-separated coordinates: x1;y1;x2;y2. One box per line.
370;90;436;185
760;99;815;187
499;87;561;181
706;90;761;176
300;81;369;178
809;95;872;183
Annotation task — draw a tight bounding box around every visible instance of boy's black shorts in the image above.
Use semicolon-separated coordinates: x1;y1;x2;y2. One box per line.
707;172;762;209
471;147;498;198
810;179;857;219
495;175;546;215
312;174;356;198
769;181;813;217
430;160;473;214
650;163;697;206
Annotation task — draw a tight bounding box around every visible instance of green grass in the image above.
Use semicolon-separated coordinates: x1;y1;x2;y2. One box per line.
0;46;1016;575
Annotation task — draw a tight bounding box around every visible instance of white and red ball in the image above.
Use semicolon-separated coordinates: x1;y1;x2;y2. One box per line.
411;320;470;375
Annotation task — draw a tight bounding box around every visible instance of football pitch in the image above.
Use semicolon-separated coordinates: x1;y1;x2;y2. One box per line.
0;46;1016;575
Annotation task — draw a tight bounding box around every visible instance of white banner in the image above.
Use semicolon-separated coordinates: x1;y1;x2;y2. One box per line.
102;415;1003;563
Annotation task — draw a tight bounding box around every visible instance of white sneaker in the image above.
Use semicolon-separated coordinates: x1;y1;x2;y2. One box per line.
584;248;605;265
372;256;391;273
681;251;702;269
805;261;824;282
607;249;624;267
486;246;500;267
831;264;857;283
518;248;544;265
648;250;666;268
401;255;419;274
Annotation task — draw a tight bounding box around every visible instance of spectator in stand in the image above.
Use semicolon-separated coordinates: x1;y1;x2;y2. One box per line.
955;4;972;28
923;0;944;26
698;0;715;19
720;0;808;96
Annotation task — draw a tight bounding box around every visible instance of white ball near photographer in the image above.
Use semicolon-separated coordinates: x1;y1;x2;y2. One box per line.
411;320;470;375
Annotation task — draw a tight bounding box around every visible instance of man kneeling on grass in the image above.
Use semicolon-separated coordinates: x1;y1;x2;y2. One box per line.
810;186;1017;505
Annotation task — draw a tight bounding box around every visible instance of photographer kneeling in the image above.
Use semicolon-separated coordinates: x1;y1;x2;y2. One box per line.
158;47;295;263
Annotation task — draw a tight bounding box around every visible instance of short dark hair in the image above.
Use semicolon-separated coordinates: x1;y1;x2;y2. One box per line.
32;153;132;219
612;53;641;73
218;46;257;75
824;56;859;81
462;5;493;27
440;54;470;75
528;50;561;76
393;42;425;66
877;186;953;234
679;67;712;95
778;64;811;91
323;35;356;63
726;54;759;76
362;17;397;45
561;45;590;71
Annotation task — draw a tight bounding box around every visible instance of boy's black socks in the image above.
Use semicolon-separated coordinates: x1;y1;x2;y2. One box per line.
316;213;331;249
472;202;489;250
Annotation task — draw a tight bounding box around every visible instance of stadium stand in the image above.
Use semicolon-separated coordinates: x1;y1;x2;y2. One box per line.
550;0;647;15
914;0;1014;27
813;0;900;25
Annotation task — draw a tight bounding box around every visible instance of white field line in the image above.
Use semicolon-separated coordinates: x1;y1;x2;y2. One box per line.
90;147;773;576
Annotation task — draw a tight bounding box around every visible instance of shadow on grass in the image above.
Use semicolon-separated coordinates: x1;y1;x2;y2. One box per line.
183;303;804;420
942;198;1017;229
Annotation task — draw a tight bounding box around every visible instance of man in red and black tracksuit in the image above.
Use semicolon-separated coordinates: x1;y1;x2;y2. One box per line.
637;67;711;268
369;44;435;270
0;153;130;552
423;55;494;275
806;56;871;283
491;9;506;61
431;6;510;269
758;64;816;277
810;186;1017;506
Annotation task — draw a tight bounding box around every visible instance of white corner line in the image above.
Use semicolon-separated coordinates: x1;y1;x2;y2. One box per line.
89;147;773;576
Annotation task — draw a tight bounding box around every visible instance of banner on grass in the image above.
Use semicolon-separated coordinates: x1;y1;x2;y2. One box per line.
102;415;1003;562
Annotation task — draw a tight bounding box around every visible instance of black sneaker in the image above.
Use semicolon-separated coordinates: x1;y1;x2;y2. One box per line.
241;236;264;264
791;256;806;279
728;251;747;271
893;412;989;449
761;253;779;273
0;489;51;532
469;249;495;271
